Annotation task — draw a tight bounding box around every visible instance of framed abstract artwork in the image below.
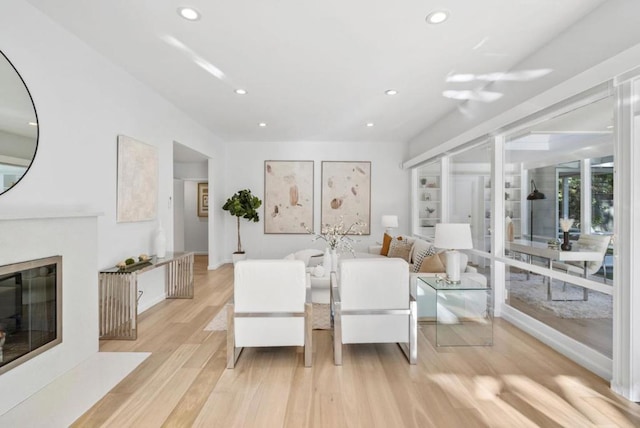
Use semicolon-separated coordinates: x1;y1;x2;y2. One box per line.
264;160;314;234
116;135;158;222
321;161;371;235
198;182;209;217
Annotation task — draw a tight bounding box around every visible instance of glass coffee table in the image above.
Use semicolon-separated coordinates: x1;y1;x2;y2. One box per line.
417;276;493;347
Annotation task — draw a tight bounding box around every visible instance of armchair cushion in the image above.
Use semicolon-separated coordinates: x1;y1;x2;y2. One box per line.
332;258;416;365
228;259;312;368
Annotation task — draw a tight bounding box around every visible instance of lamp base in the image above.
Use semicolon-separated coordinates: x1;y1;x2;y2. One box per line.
445;250;461;283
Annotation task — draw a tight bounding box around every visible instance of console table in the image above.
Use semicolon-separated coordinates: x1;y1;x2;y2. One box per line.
99;252;194;340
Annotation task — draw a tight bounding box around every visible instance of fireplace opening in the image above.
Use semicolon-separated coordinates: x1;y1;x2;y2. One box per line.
0;256;62;375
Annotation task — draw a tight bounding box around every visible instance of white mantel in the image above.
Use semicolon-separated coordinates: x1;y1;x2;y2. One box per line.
0;207;102;221
0;211;100;415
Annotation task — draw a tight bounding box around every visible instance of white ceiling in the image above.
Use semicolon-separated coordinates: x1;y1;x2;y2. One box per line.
24;0;607;145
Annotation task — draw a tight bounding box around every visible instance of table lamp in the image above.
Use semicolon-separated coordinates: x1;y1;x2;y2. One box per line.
381;215;399;235
434;223;473;283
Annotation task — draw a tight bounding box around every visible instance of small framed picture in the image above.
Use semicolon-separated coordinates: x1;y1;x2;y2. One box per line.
198;182;208;217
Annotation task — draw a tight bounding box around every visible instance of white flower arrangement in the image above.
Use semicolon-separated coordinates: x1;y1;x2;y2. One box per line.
303;217;366;255
560;218;575;232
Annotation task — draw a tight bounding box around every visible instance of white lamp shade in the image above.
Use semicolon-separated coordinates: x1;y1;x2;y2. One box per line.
433;223;473;249
381;215;399;229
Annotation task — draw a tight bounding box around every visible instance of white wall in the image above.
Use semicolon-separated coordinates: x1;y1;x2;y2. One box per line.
0;2;226;273
407;0;640;159
0;213;98;415
0;1;228;412
173;179;185;252
174;162;208;255
183;181;208;254
174;161;208;180
223;141;410;260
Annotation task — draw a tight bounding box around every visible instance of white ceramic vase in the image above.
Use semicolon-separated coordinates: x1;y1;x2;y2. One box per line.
322;248;332;274
331;249;339;273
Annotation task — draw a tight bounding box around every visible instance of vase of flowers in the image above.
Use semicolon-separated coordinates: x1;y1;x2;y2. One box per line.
560;218;574;251
331;249;339;272
304;217;366;262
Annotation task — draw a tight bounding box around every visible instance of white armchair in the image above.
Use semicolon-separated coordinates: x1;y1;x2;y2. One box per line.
331;258;417;365
227;260;312;368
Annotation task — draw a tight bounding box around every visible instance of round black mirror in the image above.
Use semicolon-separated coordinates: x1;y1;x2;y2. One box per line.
0;50;38;195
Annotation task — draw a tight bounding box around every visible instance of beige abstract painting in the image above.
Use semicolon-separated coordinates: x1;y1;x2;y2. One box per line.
264;160;313;234
116;135;158;222
321;161;371;234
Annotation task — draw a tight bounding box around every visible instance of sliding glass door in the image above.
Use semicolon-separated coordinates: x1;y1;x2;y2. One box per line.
503;95;615;357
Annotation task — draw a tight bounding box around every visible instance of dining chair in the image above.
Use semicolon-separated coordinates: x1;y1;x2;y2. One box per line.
331;258;416;365
551;234;611;301
552;234;612;282
226;259;312;368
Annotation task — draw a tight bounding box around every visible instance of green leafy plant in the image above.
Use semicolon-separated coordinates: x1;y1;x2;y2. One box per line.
222;189;262;254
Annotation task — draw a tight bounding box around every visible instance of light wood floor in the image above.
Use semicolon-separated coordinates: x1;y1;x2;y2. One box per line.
73;256;640;427
509;296;612;358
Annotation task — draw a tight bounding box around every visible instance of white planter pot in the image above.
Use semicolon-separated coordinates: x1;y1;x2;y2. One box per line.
232;253;247;265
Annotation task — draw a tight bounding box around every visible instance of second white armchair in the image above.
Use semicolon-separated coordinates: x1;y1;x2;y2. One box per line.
331;258;417;365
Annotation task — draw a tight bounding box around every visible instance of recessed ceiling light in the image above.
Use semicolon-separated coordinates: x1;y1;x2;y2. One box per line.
258;122;267;127
385;89;398;96
177;7;201;21
235;89;247;95
425;10;449;25
28;122;38;126
366;122;374;127
606;125;614;129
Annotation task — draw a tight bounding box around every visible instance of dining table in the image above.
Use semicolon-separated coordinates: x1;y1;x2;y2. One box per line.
505;239;603;301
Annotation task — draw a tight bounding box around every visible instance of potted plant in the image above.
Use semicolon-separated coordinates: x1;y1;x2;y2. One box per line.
222;189;262;263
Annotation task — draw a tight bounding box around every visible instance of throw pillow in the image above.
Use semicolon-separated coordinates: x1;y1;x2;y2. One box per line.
294;248;324;266
380;233;393;256
409;238;431;265
418;254;446;273
387;239;412;262
412;245;437;273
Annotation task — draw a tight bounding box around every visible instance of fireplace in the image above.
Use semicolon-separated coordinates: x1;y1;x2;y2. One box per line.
0;256;62;375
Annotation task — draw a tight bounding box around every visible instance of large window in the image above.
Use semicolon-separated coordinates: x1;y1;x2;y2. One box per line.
503;95;614;357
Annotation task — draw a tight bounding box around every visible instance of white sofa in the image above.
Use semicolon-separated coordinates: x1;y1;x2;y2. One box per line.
307;251;384;304
368;237;486;284
369;237;488;319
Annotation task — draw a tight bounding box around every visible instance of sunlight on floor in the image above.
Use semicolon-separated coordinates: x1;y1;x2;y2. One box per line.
428;373;638;427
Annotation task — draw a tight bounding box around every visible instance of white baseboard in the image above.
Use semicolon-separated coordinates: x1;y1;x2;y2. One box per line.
500;303;612;380
208;260;229;270
138;293;166;313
